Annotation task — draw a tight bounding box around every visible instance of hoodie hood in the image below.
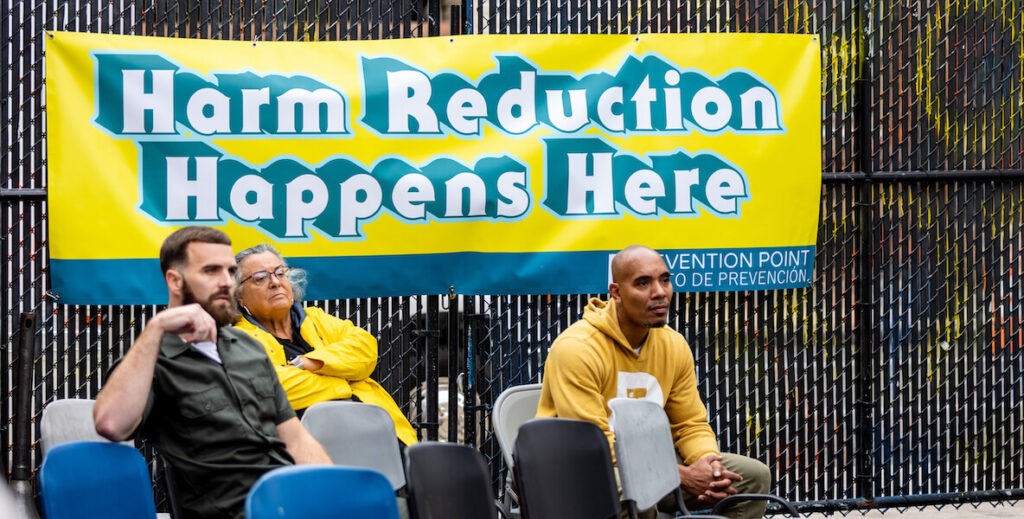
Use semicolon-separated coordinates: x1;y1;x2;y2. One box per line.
581;297;637;356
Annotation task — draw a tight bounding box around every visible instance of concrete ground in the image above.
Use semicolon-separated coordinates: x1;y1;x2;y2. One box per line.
802;500;1024;518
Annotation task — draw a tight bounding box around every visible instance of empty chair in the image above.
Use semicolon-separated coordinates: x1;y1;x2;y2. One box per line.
513;418;621;519
39;399;125;456
38;441;157;519
608;398;688;519
492;383;542;516
40;399;179;518
405;441;507;519
492;383;542;469
300;401;406;490
246;465;399;519
609;398;800;518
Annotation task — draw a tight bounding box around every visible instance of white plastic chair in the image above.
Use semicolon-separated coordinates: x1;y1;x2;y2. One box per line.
40;399;122;456
491;383;542;518
492;383;542;469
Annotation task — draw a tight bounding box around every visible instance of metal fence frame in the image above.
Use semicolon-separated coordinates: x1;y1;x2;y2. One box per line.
4;0;1024;514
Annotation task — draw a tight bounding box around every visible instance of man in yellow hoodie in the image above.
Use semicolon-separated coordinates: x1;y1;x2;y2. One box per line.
537;245;771;519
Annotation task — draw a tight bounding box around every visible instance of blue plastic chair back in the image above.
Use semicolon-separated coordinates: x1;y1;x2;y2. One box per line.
38;441;157;519
246;465;400;519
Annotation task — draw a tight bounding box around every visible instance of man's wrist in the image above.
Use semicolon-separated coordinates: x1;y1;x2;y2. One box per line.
291;356;305;370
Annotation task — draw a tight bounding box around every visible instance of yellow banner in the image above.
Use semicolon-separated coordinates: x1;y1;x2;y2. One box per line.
46;31;821;304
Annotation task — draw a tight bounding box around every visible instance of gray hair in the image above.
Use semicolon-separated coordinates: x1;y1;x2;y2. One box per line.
234;243;308;302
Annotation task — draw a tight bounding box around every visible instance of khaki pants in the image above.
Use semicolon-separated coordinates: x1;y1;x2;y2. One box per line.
627;453;772;519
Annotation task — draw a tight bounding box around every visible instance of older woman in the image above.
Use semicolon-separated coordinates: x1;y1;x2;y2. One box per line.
232;244;417;446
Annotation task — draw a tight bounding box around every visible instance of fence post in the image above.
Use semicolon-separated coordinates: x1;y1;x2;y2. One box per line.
425;296;440;441
11;312;41;518
853;2;879;499
446;290;461;442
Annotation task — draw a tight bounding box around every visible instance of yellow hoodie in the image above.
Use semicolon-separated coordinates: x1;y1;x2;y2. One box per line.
537;297;719;464
234;306;418;446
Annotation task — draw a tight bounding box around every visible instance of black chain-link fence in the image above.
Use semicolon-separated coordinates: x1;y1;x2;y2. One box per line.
3;0;1023;514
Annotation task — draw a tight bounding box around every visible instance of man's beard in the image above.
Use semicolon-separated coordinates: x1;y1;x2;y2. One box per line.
182;280;238;327
644;320;668;329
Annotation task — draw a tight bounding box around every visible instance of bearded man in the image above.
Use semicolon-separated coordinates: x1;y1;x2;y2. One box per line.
94;226;329;519
537;245;772;519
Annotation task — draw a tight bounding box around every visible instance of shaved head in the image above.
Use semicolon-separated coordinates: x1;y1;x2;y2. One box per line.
611;245;664;283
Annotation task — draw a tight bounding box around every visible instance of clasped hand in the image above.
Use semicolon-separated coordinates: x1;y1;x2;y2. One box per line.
678;454;742;505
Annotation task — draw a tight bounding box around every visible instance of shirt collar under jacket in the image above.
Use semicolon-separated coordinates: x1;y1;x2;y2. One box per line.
162;326;246;359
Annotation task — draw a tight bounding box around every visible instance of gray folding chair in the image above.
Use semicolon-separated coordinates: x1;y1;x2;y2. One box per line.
609;398;799;518
492;384;542;469
301;401;407;516
301;401;406;488
608;398;688;519
40;399;123;456
492;383;542;517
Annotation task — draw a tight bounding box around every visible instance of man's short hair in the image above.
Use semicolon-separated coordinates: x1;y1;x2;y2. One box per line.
159;226;232;274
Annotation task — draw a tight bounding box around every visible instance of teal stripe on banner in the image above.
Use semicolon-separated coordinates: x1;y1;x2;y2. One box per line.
50;246;815;305
50;258;166;306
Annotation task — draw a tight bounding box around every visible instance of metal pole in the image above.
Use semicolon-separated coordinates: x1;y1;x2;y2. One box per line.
853;0;878;498
11;313;40;518
425;297;440;441
447;290;460;442
463;313;477;446
11;313;37;481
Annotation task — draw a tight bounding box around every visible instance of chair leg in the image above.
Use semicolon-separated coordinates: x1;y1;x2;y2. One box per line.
626;500;640;519
157;452;184;519
503;473;521;519
673;488;689;516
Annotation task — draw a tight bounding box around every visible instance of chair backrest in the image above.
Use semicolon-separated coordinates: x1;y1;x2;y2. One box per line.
300;401;406;490
492;383;542;469
513;418;621;519
40;399;125;456
405;442;498;519
246;465;399;519
608;398;685;515
38;441;157;519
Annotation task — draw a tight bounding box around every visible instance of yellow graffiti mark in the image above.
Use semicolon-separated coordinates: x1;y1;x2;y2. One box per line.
915;0;1024;156
824;29;864;112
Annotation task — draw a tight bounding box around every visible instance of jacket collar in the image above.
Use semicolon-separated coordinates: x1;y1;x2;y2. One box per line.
239;302;306;336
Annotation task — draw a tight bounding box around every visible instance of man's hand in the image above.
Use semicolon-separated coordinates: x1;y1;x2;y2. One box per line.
678;454;742;505
157;303;218;343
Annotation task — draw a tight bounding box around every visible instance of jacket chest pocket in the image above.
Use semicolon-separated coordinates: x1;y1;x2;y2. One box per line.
180;385;231;419
252;376;279;399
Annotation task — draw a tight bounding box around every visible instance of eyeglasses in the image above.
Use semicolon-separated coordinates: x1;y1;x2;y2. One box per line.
240;266;292;286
